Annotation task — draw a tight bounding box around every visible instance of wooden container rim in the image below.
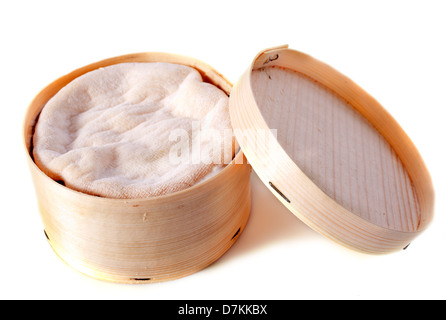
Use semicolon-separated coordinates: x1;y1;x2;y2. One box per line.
229;45;434;253
23;51;246;203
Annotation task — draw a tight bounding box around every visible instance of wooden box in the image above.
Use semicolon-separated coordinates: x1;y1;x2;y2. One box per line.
23;53;252;283
23;45;434;283
229;45;434;254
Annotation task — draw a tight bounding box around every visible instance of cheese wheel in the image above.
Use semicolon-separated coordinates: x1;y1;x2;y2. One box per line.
33;62;234;198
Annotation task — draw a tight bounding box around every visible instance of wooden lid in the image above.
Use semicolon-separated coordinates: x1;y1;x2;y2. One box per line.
229;45;434;254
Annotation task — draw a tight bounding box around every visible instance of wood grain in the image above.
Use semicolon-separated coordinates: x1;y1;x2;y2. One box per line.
251;66;420;232
23;52;251;283
229;46;434;253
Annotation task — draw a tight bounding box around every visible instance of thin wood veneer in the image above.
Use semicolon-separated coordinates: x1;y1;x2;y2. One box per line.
229;46;434;253
252;66;420;233
23;52;252;283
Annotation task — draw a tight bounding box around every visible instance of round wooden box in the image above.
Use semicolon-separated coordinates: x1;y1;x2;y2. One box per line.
23;53;252;283
229;45;434;254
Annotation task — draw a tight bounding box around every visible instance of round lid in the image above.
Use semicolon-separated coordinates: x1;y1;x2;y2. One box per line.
229;45;434;254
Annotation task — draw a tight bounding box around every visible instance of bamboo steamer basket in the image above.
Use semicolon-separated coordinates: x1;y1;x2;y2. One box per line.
23;52;252;283
229;45;434;254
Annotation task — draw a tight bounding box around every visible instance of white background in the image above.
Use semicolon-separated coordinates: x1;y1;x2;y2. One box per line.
1;0;445;300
